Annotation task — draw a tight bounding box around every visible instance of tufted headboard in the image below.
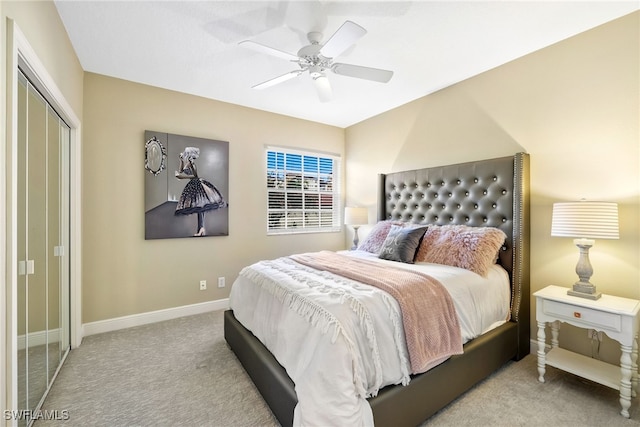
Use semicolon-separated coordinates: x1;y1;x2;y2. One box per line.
377;153;530;356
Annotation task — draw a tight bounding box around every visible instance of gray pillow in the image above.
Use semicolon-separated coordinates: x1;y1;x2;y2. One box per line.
378;225;428;263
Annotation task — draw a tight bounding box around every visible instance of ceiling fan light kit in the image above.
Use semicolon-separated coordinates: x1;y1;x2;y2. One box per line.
240;20;393;102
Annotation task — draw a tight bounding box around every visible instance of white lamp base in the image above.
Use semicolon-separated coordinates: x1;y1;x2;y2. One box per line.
567;238;601;300
568;285;602;300
350;225;361;250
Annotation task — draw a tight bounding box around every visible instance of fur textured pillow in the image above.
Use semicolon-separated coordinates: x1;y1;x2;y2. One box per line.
415;225;507;276
358;220;403;254
379;225;429;263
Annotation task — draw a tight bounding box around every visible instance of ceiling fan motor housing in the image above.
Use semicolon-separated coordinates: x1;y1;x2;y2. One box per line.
297;42;332;77
309;64;326;79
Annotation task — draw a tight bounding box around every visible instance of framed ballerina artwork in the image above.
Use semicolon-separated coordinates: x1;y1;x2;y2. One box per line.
144;130;229;239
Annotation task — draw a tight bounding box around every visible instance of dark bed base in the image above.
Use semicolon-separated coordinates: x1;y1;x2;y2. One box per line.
224;310;296;427
225;309;519;427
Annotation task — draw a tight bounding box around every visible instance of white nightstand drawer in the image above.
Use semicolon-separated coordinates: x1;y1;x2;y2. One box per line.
543;300;621;332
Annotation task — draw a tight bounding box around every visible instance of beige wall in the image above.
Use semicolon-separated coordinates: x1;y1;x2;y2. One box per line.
1;0;84;116
82;73;345;322
346;12;640;363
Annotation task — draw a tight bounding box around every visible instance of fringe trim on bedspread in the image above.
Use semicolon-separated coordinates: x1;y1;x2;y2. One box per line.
290;251;464;375
279;258;411;389
240;261;398;398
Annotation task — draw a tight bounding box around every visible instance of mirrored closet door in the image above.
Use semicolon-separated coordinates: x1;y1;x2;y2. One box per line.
17;69;70;426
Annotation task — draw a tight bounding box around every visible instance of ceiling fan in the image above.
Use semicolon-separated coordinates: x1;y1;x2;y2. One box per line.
239;20;393;102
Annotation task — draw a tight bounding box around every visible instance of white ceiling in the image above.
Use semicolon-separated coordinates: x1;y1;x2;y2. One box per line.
54;1;639;128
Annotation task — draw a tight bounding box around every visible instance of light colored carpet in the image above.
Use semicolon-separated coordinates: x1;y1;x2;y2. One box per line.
37;310;639;426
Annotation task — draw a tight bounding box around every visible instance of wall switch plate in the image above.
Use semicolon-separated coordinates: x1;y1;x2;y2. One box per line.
218;277;225;288
199;280;207;291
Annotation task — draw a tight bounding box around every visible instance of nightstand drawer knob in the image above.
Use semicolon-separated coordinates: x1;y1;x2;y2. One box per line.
574;312;581;318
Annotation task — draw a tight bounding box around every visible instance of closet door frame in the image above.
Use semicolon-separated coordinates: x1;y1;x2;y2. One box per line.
3;19;83;423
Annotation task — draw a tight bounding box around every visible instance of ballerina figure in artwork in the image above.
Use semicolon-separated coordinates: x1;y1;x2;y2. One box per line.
174;146;227;237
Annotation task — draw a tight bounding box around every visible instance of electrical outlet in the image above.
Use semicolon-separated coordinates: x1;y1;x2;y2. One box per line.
199;280;207;291
218;277;225;288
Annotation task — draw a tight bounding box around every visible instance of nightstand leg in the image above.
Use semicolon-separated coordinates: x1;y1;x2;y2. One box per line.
550;320;560;348
537;320;546;383
632;336;638;398
620;343;633;418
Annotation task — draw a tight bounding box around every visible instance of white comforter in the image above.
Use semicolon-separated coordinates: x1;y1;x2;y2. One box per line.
229;250;510;427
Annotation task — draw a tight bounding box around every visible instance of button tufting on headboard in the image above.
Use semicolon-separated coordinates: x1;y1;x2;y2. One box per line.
377;155;525;285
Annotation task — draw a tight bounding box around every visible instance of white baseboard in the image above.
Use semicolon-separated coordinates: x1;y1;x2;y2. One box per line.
530;338;551;355
82;299;229;338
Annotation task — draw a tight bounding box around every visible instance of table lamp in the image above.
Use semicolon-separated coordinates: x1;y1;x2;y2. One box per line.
551;201;619;300
344;207;368;250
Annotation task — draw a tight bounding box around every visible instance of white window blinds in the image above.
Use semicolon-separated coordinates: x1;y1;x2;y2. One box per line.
266;146;341;234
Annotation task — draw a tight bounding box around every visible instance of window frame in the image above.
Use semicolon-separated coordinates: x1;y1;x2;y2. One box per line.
266;145;341;235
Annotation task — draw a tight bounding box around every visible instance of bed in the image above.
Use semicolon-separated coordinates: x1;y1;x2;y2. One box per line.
224;153;530;426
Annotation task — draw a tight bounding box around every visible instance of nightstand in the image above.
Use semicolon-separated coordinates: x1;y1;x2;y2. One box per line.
535;285;640;418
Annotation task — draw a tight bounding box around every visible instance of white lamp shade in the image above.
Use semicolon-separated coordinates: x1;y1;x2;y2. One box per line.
344;207;368;226
551;201;619;239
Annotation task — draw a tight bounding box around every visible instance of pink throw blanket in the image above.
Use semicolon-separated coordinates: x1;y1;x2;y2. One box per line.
290;251;463;374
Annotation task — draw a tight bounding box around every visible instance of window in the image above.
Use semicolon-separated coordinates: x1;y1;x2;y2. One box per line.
266;146;341;234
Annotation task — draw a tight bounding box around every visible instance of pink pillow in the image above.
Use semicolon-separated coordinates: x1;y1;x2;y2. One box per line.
358;220;403;254
415;225;506;276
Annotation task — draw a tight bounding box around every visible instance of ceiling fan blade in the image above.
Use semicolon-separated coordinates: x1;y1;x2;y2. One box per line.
238;40;299;62
312;75;332;102
252;70;303;90
319;20;366;59
331;63;393;83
